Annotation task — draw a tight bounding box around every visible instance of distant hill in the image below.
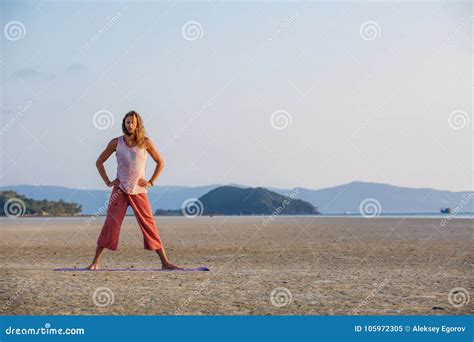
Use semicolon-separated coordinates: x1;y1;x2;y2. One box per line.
0;190;81;216
1;181;472;215
198;186;319;215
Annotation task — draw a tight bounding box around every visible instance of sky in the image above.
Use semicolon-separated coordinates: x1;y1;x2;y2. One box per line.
0;0;472;192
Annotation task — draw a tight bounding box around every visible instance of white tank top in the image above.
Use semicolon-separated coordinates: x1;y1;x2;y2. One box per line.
115;135;148;195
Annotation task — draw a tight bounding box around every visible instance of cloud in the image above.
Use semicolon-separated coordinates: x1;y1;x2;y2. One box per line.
65;63;88;72
9;67;55;81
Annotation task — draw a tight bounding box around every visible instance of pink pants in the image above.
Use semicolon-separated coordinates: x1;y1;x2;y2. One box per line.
97;185;163;251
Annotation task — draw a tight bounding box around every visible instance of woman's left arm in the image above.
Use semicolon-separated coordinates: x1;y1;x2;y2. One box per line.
144;137;165;187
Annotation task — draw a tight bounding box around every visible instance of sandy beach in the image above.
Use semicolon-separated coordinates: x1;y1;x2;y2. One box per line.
0;216;472;315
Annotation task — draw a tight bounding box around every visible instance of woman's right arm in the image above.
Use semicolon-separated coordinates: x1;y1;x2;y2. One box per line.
96;138;118;187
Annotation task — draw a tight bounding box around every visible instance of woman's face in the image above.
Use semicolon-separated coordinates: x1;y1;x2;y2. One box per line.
125;115;137;134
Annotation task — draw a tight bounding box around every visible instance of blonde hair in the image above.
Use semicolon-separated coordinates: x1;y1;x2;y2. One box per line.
121;110;147;149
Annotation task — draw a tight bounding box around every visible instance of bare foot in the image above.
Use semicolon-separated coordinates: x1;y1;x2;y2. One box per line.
161;262;184;270
87;263;99;270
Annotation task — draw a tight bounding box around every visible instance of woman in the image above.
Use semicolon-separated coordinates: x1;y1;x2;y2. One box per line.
87;110;182;270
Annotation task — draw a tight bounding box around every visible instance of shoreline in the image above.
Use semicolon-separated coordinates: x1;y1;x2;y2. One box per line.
1;213;473;219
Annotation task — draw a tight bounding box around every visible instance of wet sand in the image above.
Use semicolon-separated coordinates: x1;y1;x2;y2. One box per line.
0;216;472;315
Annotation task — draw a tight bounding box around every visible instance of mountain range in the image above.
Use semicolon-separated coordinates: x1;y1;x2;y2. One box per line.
1;181;472;215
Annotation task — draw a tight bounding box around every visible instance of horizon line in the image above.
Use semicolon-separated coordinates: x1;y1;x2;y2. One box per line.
1;181;473;194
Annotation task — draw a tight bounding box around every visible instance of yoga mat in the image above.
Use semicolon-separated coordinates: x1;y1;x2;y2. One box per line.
53;267;209;272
